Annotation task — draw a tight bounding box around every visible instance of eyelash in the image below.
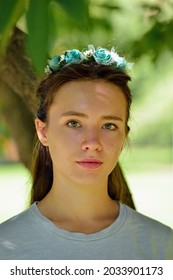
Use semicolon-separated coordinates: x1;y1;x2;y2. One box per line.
102;123;117;130
66;120;117;130
66;120;81;128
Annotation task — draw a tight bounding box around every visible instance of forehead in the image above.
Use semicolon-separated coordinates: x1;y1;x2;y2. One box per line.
54;79;125;102
50;80;127;117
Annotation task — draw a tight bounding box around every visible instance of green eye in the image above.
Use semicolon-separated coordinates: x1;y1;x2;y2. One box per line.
103;123;117;130
67;121;80;127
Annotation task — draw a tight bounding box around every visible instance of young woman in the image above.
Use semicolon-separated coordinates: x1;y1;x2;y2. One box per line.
0;46;173;260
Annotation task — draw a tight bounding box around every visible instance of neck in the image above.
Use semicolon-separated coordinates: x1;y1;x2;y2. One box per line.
37;177;119;233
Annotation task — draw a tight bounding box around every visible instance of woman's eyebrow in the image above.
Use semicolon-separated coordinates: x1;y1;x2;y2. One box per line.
101;115;123;121
61;111;87;118
61;111;123;121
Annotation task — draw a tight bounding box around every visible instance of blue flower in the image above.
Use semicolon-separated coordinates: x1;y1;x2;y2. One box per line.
111;52;127;70
117;57;127;71
116;57;126;70
65;49;82;64
44;46;132;75
93;48;112;65
48;55;61;70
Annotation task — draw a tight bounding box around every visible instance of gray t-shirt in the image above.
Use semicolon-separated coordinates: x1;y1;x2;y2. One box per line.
0;202;173;260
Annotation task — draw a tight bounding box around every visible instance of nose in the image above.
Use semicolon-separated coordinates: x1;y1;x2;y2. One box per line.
81;129;102;151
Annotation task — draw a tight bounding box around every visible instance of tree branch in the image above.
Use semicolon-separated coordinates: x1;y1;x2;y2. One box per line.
0;27;39;116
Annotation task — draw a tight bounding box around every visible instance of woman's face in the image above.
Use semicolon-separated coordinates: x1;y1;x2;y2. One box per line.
36;80;127;187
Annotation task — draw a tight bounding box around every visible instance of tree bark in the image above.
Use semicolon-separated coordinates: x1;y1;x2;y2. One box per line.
0;81;35;169
0;27;38;116
0;27;135;209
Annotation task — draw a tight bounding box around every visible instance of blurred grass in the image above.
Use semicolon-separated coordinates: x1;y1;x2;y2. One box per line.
0;163;29;175
0;146;172;228
120;145;172;172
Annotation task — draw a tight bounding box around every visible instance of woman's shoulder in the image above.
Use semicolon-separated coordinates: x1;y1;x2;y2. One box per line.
121;202;173;237
0;203;38;236
0;203;48;260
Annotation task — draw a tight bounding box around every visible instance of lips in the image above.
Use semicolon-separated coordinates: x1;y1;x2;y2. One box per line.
76;159;103;169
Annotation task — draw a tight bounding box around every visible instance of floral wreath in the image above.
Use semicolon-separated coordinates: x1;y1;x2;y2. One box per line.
45;45;133;74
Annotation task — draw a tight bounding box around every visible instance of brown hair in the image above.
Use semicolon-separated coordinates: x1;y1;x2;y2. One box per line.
30;62;132;203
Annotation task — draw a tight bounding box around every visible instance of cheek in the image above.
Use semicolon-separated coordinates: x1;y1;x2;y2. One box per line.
47;128;79;160
105;132;125;152
107;143;122;158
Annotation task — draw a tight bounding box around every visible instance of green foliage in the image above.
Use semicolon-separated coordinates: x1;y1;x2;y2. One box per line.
55;0;89;26
133;21;173;61
1;0;172;74
0;0;90;75
0;0;26;54
26;0;50;75
130;51;173;146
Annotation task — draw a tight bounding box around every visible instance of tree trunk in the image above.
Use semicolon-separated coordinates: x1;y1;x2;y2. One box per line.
0;27;135;209
0;81;35;169
0;28;38;116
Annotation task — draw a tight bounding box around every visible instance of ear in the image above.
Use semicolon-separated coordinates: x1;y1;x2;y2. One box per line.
35;118;48;146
